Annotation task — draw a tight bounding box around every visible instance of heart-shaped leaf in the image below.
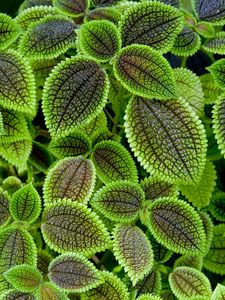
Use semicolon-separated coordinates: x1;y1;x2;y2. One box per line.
86;7;121;24
36;282;68;300
203;32;225;55
211;284;225;300
192;0;225;25
213;93;225;158
0;13;21;50
53;0;89;17
0;189;10;228
135;270;161;297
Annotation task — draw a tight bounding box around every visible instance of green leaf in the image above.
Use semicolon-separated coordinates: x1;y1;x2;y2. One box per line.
48;253;102;293
200;74;222;104
19;0;53;11
213;93;225;157
10;183;41;224
113;224;154;285
48;130;91;159
41;199;111;255
0;188;10;228
2;176;22;196
91;140;138;184
37;250;52;276
209;191;225;222
211;284;225;300
36;282;68;300
148;234;172;263
4;265;42;293
18;15;77;60
199;211;213;254
91;0;118;7
120;2;183;53
192;0;225;25
125;96;207;185
203;32;225;55
169;266;212;300
0;290;35;300
0;51;36;115
204;224;225;274
113;45;177;100
43;156;96;205
92;129;120;146
0;274;11;294
148;197;206;255
135;270;162;297
0;226;37;273
53;0;89;17
78;20;121;62
42;56;109;137
91;180;145;223
86;7;121;24
0;14;21;50
207;58;225;90
195;21;215;38
80;111;107;138
173;255;203;270
179;159;217;209
136;294;163;300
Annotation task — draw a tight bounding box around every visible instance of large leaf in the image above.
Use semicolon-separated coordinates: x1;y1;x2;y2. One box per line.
36;282;68;300
192;0;225;24
0;189;10;228
213;93;225;158
41;199;111;255
0;13;21;50
211;284;225;300
53;0;89;17
113;45;177;100
42;56;109;137
203;32;225;55
125;96;207;185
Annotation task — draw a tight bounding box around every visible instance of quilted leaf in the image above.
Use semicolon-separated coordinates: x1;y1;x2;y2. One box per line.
19;0;52;11
113;45;177;100
91;141;138;184
124;96;207;185
41;199;111;255
80;112;107;138
208;58;225;90
200;74;222;104
203;32;225;55
0;290;35;300
53;0;89;17
37;250;52;276
213;93;225;157
86;7;121;24
135;270;162;297
43;156;96;205
173;255;203;270
0;189;10;228
148;197;206;255
120;2;183;52
209;191;225;222
192;0;225;25
42;56;109;137
36;282;68;300
0;14;21;50
0;275;11;294
136;295;162;300
113;224;154;285
169;266;212;300
91;0;118;7
148;234;172;263
199;211;213;254
211;284;225;300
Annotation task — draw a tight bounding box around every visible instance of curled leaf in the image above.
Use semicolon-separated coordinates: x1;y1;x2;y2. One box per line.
213;94;225;158
203;32;225;55
193;0;225;25
36;282;68;300
0;189;10;228
53;0;89;17
199;211;213;254
0;14;21;50
2;176;22;195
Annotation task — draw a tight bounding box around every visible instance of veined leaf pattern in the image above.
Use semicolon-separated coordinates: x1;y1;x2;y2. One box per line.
0;14;21;50
53;0;89;17
203;32;225;55
193;0;225;25
0;189;10;228
213;93;225;158
35;282;68;300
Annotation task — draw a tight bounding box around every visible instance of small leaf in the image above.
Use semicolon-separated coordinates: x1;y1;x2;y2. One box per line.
120;2;183;53
209;191;225;222
148;197;206;255
113;224;154;285
173;255;203;270
208;58;225;90
136;294;163;300
53;0;89;17
91;140;138;184
2;176;22;195
0;51;36;115
19;15;77;60
203;32;225;55
41;199;111;255
0;188;10;228
48;253;102;293
211;284;225;300
195;21;215;38
169;266;212;300
113;45;177;100
86;7;121;24
0;13;21;50
135;270;162;297
91;180;145;223
80;111;107;138
200;74;222;104
36;282;68;300
0;274;11;294
0;290;35;300
42;56;109;137
213;93;225;157
193;0;225;25
78;20;121;62
43;156;96;205
125;96;207;185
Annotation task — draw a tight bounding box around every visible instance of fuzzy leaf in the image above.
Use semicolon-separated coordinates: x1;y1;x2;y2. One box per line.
0;189;10;228
113;45;177;100
80;112;107;138
169;266;212;300
125;96;207;185
42;56;109;137
43;156;96;205
211;284;225;300
0;290;35;300
53;0;89;17
19;0;53;11
91;141;138;184
2;176;22;196
193;0;225;25
200;74;222;104
0;51;36;115
10;183;41;224
91;180;145;223
173;255;203;270
208;58;225;90
41;199;111;255
113;224;154;285
213;93;225;157
19;15;77;60
148;197;206;255
136;295;162;300
0;227;37;273
203;32;225;55
0;14;21;50
48;253;102;293
120;2;183;52
199;211;213;254
135;270;162;297
91;0;118;7
36;282;68;300
148;234;172;263
209;192;225;222
86;7;121;24
37;250;52;276
0;274;11;294
78;20;121;62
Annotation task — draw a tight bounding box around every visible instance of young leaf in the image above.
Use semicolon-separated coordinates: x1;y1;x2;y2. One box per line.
91;180;145;223
173;255;203;270
10;183;41;224
120;2;183;53
113;224;154;285
136;294;162;300
0;189;10;228
0;14;21;50
192;0;225;25
80;271;130;300
0;290;35;300
43;156;96;205
207;58;225;90
42;56;109;137
19;15;77;60
148;197;206;255
2;176;22;195
0;51;36;115
41;199;111;255
203;32;225;55
113;45;177;100
200;74;222;104
0;226;37;273
211;284;225;300
209;192;225;222
169;266;212;300
48;253;102;293
124;96;207;185
195;21;215;38
135;270;162;297
213;93;225;157
86;7;121;24
36;282;68;300
91;141;138;184
53;0;89;17
78;20;121;62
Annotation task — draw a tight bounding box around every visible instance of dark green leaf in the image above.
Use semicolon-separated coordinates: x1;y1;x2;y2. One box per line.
37;250;52;276
173;255;203;270
200;74;222;104
29;141;54;173
213;93;225;158
0;188;10;228
0;13;21;50
53;0;89;17
199;211;213;254
193;0;225;24
0;290;34;300
148;234;172;263
209;191;225;222
208;58;225;90
135;294;162;300
80;112;107;138
203;32;225;54
135;270;162;297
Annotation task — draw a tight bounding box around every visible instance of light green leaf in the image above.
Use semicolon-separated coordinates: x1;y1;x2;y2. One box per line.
203;32;225;55
200;74;222;105
192;0;225;25
36;282;68;300
207;58;225;90
209;191;225;221
136;294;163;300
195;21;215;38
0;14;21;50
211;284;225;300
213;93;225;158
173;255;203;270
53;0;89;17
80;112;107;138
199;211;213;254
2;176;22;195
0;275;11;294
135;270;162;297
86;7;121;24
0;189;10;228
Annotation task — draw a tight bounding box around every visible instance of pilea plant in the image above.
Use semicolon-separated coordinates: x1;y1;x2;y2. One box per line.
1;0;225;299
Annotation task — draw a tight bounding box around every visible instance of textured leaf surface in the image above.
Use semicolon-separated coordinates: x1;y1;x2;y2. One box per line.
37;250;52;276
113;224;154;285
148;198;206;254
80;112;107;138
136;295;162;300
209;192;225;221
42;56;109;137
125;96;207;184
208;59;225;90
43;156;96;205
199;211;214;254
193;0;225;24
211;284;225;300
200;74;222;104
213;94;225;157
113;45;177;100
86;7;121;24
0;14;21;50
2;176;22;196
169;266;212;300
91;141;138;184
0;290;35;300
53;0;89;17
195;21;215;38
0;275;11;294
91;0;118;7
36;282;68;300
135;270;161;297
29;141;54;173
120;2;183;52
41;199;111;255
0;189;10;228
19;0;53;11
91;181;144;223
0;51;36;115
148;234;172;263
173;255;203;270
203;32;225;54
19;15;77;60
